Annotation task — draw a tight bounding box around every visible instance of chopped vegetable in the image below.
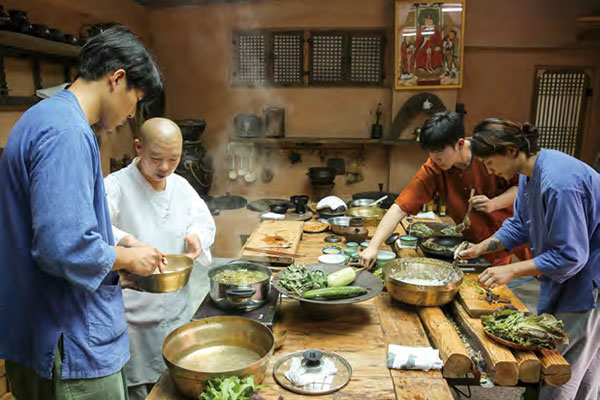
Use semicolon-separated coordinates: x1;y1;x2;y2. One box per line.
199;375;265;400
411;223;435;237
421;238;460;253
326;267;359;287
373;267;384;282
482;307;569;349
213;269;268;285
440;225;461;236
277;265;327;296
302;286;367;299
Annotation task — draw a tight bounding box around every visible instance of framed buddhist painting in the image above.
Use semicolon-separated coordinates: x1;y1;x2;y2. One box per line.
395;1;465;90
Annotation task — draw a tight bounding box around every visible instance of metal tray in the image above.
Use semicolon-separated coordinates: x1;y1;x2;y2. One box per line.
272;264;383;305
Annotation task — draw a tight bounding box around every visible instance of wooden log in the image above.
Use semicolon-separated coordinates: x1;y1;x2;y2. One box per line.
0;394;15;400
417;306;472;378
514;350;542;383
538;349;571;387
0;360;4;376
450;300;519;386
0;375;7;397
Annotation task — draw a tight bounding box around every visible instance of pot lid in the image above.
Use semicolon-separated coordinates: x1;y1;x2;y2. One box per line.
247;198;294;213
210;193;247;210
273;350;352;395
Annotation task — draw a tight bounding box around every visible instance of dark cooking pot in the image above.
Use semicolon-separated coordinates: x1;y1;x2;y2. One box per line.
48;28;65;42
176;119;206;142
208;261;272;312
0;6;12;30
290;195;309;214
31;24;50;39
307;167;336;184
269;203;288;214
8;10;30;33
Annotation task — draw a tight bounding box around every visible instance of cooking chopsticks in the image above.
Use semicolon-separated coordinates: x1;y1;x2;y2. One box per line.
244;246;306;258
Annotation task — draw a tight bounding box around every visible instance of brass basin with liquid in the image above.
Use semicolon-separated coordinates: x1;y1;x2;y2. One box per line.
383;257;463;306
162;316;274;398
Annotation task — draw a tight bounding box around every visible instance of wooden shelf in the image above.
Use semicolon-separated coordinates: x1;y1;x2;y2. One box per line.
577;16;600;26
229;136;417;149
0;95;39;107
0;30;80;59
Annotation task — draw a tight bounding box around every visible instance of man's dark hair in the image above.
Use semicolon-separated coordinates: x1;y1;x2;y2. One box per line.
77;25;163;109
419;111;464;151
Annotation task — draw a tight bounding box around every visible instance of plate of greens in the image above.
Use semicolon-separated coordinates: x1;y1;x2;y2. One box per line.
272;264;383;305
481;307;569;351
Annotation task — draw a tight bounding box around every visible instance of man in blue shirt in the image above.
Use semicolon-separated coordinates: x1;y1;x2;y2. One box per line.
458;118;600;400
0;26;165;399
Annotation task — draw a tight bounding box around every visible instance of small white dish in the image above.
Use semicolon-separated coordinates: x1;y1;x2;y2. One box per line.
318;254;347;265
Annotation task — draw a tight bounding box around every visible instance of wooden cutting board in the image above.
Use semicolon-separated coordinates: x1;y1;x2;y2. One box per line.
458;273;529;317
240;220;304;264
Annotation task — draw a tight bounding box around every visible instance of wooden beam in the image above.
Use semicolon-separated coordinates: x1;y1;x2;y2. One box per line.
538;349;571;387
514;350;542;383
417;306;472;378
451;300;519;386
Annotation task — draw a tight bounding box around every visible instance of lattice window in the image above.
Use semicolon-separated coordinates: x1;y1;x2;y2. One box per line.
531;67;592;157
310;33;345;85
233;31;267;86
233;29;385;87
272;32;303;86
349;34;384;85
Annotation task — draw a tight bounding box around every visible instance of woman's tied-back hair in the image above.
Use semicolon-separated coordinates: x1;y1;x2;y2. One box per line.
471;118;540;158
76;25;163;111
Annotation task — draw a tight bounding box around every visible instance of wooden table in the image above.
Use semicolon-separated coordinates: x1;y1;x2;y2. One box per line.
148;216;568;400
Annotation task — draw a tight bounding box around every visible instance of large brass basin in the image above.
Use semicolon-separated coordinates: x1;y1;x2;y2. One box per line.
383;257;463;306
346;206;385;227
162;316;274;398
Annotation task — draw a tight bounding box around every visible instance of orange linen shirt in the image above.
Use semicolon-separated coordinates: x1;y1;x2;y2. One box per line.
395;155;531;266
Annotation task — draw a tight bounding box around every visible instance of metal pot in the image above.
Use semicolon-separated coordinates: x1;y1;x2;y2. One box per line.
383;257;463;306
163;316;274;398
328;216;353;235
208;261;271;312
133;254;193;293
234;113;262;137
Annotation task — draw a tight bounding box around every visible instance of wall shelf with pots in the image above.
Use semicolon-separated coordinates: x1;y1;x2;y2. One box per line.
0;30;80;58
0;30;79;108
228;137;417;150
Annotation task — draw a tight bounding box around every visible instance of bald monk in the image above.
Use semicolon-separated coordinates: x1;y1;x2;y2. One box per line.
104;117;216;400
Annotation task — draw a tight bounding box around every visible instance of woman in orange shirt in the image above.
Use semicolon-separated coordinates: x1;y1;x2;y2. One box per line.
360;111;530;268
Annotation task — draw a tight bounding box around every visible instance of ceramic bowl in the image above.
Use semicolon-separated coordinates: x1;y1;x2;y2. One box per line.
376;250;396;267
399;235;418;247
322;246;342;255
318;254;347;265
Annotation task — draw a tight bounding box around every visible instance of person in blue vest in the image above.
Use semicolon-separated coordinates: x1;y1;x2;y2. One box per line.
0;26;165;400
457;118;600;400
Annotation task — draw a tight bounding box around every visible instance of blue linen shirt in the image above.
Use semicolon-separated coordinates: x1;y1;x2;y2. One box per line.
494;149;600;314
0;90;129;379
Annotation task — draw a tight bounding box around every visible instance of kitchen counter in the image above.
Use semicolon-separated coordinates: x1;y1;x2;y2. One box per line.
147;216;566;400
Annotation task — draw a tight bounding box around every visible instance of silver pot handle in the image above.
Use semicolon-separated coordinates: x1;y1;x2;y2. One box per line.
226;287;256;299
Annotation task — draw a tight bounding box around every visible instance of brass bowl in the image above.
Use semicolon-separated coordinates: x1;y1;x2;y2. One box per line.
383;257;463;306
346;206;385;227
134;254;193;293
163;316;274;398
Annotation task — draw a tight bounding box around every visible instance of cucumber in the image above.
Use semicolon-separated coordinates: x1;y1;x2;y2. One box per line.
302;286;367;299
327;267;357;287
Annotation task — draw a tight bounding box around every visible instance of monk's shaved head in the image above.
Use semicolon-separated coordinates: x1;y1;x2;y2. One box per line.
134;118;183;190
139;117;182;146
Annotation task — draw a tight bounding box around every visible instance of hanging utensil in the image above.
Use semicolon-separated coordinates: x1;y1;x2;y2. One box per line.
457;189;476;233
228;154;238;180
244;147;256;183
